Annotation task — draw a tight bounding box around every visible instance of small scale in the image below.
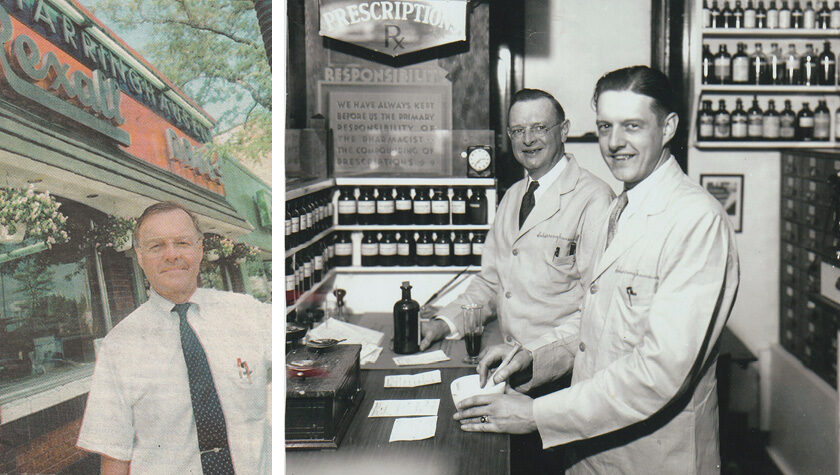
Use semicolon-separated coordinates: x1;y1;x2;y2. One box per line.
285;344;364;449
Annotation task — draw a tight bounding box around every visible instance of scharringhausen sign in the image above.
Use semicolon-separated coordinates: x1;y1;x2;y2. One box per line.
319;0;467;57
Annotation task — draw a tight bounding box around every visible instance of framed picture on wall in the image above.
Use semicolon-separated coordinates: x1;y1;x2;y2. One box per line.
700;174;744;233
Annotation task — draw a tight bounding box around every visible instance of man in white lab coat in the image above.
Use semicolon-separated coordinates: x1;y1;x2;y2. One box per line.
420;89;613;354
454;66;740;474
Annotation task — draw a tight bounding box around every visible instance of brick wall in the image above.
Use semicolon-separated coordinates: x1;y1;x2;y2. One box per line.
100;248;139;327
0;395;97;474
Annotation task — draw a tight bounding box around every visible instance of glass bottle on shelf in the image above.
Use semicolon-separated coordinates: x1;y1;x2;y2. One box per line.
832;0;840;27
745;0;757;26
378;231;397;267
834;103;840;141
804;0;817;26
732;43;751;83
356;187;376;225
451;187;468;224
818;0;832;26
431;187;450;225
337;187;357;225
703;44;716;84
313;244;324;283
376;186;395;225
796;101;815;140
294;255;303;300
733;0;746;26
413;187;432;225
813;99;831;140
286;258;295;306
779;0;792;27
467;188;488;224
285;203;293;250
471;231;486;266
791;0;805;26
302;249;313;291
715;44;733;84
290;198;301;247
723;0;735;26
800;43;818;86
817;40;836;85
334;232;353;267
712;0;723;27
360;231;379;266
433;231;452;267
699;100;716;141
394;187;413;225
768;0;780;26
757;0;769;26
750;43;769;84
322;237;332;273
747;96;764;139
704;0;713;27
304;198;315;241
714;99;732;140
397;231;415;266
763;99;781;139
415;231;434;266
731;99;749;139
784;43;800;84
780;99;797;139
453;231;471;267
768;43;785;84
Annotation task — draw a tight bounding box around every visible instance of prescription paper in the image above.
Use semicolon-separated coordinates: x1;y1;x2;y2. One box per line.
392;350;450;366
368;399;440;418
384;370;441;388
389;416;438;442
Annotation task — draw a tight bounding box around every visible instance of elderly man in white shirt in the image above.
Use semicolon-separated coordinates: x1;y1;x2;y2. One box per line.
77;201;270;475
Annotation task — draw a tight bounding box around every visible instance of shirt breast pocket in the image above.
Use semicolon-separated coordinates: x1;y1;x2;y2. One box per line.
615;271;658;348
215;347;267;421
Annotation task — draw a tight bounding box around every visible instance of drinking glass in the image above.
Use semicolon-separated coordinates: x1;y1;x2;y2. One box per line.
462;303;484;364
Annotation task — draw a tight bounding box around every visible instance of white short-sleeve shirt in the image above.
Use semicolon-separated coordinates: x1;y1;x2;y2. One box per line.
77;288;271;474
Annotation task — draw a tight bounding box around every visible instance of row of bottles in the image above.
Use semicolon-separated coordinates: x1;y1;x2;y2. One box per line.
286;234;337;306
703;0;840;29
358;230;486;267
285;189;334;249
698;96;839;140
336;186;488;226
702;41;837;86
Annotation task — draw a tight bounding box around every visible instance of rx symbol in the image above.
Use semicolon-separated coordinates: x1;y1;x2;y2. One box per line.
385;25;405;51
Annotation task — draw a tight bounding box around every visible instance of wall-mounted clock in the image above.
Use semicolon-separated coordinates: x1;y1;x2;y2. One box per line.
466;145;494;178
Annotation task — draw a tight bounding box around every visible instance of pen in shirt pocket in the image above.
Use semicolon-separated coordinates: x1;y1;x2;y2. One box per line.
568;240;577;256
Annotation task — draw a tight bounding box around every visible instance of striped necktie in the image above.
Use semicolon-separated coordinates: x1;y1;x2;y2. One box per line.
605;191;628;250
173;303;235;474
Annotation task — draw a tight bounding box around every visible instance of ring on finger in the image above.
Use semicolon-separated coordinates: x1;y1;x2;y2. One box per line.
480;415;488;423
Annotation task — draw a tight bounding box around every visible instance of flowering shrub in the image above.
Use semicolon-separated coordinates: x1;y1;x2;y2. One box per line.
203;234;260;261
230;242;261;261
0;185;69;246
95;216;136;249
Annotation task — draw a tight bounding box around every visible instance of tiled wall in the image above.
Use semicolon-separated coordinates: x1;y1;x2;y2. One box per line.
0;395;97;474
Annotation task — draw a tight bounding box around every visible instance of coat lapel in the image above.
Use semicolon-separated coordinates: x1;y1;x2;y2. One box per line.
591;158;685;282
516;154;582;241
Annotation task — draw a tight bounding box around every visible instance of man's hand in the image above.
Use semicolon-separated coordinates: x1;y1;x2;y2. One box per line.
453;391;537;434
420;319;449;351
477;344;533;388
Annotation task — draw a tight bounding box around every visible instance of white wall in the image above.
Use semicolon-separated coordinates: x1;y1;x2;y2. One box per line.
524;0;651;137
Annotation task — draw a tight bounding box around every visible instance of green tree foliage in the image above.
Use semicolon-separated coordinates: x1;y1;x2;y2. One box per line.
92;0;271;164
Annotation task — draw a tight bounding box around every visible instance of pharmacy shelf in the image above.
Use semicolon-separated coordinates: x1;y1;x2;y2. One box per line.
334;224;491;232
334;266;480;273
695;140;837;149
285;269;336;316
701;85;840;93
285;228;334;258
285;178;335;200
335;177;495;187
703;27;840;38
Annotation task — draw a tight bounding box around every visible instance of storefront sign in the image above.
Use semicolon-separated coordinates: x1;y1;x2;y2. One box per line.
319;0;467;56
0;4;128;144
0;0;211;143
164;129;220;180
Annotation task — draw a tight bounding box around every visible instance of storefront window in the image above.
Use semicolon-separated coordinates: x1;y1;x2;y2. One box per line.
240;259;271;303
200;260;228;291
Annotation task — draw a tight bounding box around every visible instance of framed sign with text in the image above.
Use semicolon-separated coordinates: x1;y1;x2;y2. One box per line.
701;174;744;233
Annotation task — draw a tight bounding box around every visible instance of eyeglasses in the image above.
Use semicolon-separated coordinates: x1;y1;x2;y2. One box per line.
507;122;563;140
139;238;201;256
